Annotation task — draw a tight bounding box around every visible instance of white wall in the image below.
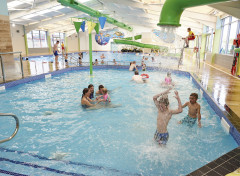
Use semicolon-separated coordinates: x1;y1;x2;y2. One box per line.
67;33;79;52
10;24;26;55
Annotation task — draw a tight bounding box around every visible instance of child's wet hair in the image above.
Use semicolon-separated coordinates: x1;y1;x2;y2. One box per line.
99;85;104;90
158;94;169;106
190;93;198;99
167;72;171;76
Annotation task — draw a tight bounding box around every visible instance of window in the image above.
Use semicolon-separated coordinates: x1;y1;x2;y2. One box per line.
51;32;65;47
27;30;48;48
27;32;33;48
219;16;240;55
205;27;214;52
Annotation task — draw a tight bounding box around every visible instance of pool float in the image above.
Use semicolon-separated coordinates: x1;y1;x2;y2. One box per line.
141;74;149;79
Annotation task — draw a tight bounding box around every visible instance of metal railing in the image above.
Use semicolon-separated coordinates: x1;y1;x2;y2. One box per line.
0;113;19;144
0;52;23;82
178;36;201;69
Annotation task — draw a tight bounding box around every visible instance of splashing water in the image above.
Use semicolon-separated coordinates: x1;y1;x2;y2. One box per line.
160;26;177;43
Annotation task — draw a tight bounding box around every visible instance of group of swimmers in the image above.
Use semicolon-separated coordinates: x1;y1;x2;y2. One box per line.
81;84;112;109
129;65;201;146
153;87;201;145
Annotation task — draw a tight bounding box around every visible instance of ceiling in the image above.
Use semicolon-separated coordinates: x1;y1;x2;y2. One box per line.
7;0;238;37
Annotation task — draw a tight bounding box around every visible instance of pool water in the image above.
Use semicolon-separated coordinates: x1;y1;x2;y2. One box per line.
23;52;178;68
0;69;237;176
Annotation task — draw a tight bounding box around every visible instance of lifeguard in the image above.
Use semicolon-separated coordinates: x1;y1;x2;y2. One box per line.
182;28;195;48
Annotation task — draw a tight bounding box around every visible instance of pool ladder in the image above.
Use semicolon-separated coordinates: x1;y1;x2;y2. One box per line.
0;113;19;144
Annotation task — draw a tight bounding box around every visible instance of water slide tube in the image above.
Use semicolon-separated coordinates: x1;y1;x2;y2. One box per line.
122;35;142;41
113;39;168;51
158;0;232;27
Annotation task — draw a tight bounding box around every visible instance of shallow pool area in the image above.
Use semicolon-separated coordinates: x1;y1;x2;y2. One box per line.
0;68;238;175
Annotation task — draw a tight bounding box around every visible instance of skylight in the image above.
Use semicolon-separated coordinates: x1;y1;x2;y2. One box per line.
7;1;24;8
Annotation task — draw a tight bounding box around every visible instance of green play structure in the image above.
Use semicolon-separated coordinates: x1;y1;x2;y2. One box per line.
122;35;142;41
57;0;132;31
113;39;168;52
158;0;232;26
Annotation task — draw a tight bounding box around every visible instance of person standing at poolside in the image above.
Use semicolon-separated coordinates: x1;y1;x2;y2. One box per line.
53;41;60;63
153;88;182;145
61;42;65;54
178;93;201;128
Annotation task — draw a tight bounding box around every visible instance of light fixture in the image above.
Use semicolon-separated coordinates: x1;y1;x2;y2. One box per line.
12;23;15;27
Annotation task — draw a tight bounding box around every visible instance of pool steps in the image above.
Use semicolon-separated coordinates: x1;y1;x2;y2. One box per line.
221;117;231;133
44;74;51;79
0;85;5;91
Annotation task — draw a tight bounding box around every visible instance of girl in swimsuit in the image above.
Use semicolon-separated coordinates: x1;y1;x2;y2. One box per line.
165;72;172;85
161;72;175;88
98;88;111;103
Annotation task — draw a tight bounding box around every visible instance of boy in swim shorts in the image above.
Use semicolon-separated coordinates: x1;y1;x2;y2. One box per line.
178;93;202;127
153;88;182;145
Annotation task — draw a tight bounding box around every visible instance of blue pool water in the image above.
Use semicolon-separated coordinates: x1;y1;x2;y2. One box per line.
22;52;178;68
0;69;237;176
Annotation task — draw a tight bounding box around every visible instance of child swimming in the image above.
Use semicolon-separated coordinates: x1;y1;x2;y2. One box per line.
178;93;202;127
99;88;111;102
161;72;175;88
153;88;182;145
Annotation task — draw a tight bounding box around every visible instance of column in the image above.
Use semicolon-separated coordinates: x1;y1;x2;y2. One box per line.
0;0;13;53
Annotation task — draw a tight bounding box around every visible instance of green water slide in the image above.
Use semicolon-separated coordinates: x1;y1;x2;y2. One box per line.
122;35;142;41
113;39;168;51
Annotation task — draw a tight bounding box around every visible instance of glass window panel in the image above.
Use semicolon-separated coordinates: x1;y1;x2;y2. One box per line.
27;32;33;48
224;16;230;25
220;25;229;54
209;30;214;53
40;31;47;48
52;33;60;38
32;30;41;48
232;17;238;22
227;21;238;54
60;33;64;39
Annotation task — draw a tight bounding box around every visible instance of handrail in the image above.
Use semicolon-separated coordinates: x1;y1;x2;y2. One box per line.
0;52;22;55
0;113;19;144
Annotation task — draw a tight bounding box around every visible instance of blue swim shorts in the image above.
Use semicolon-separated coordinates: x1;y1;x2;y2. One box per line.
180;115;197;127
154;130;169;145
53;51;58;56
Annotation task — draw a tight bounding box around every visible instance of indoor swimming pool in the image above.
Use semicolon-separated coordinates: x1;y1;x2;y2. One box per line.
22;52;179;68
0;68;238;176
